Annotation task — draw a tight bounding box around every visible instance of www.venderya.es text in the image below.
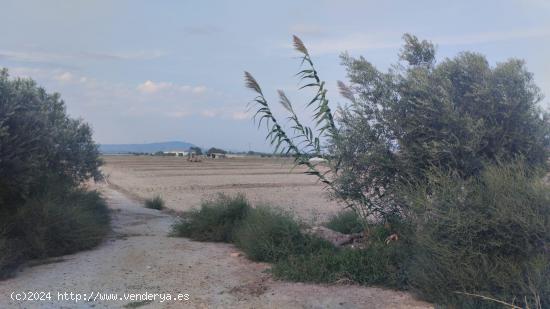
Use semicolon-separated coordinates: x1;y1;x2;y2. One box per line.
10;291;190;304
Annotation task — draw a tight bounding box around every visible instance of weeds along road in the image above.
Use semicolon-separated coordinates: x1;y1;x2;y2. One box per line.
0;184;432;309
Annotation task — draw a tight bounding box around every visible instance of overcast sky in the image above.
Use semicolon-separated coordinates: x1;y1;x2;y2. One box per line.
1;0;549;151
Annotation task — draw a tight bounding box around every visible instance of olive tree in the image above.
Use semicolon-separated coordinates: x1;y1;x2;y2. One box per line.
245;34;550;222
0;69;102;208
335;34;549;216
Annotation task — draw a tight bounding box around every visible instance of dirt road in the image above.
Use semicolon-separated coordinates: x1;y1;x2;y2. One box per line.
0;185;432;309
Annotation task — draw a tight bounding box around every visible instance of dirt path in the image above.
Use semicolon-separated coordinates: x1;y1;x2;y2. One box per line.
0;185;432;309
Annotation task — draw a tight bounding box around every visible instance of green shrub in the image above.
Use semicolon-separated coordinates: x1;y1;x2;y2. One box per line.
0;69;102;208
0;227;23;279
0;69;106;279
234;206;334;262
404;163;550;308
171;193;250;242
0;185;110;278
144;196;164;210
273;240;408;288
325;210;364;234
15;188;110;258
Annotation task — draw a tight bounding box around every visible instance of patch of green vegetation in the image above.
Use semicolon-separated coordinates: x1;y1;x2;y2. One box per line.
0;228;21;279
234;206;334;262
22;188;109;258
170;193;250;242
1;184;110;278
170;193;405;287
272;240;408;288
324;211;364;234
0;70;107;279
144;196;164;210
170;195;333;262
403;163;550;308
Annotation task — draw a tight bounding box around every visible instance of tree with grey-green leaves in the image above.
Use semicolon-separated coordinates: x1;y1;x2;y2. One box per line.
246;34;550;221
0;68;102;209
245;34;550;308
334;34;549;217
207;147;227;155
189;146;203;155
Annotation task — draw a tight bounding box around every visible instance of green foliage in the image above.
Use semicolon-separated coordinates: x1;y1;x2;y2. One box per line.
246;34;550;222
325;211;364;234
0;183;110;278
244;35;550;308
403;163;550;308
0;69;108;279
16;187;110;258
189;146;203;155
171;193;250;242
0;69;102;207
273;218;411;288
206;147;227;155
144;196;164;210
0;227;21;279
272;241;408;288
169;192;409;293
335;34;550;215
170;194;334;263
399;33;436;67
234;206;333;262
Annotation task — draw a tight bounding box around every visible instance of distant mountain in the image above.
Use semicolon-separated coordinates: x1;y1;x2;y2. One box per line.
99;141;197;154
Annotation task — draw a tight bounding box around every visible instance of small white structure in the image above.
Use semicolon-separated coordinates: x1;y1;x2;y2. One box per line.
163;150;188;157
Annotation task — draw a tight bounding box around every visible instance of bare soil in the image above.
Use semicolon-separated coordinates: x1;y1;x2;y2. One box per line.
101;156;344;224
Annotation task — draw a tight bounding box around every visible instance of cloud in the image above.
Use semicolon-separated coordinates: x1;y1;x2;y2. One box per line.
293;28;550;55
79;50;167;61
5;66;247;135
302;33;399;55
7;67;53;79
433;28;550;46
180;85;208;94
137;80;208;95
231;111;252;120
0;49;167;64
198;107;252;121
8;67;90;85
200;109;218;118
137;80;173;94
55;72;75;82
0;50;60;63
166;110;193;118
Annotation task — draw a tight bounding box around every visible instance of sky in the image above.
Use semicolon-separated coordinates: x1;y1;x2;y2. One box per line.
1;0;549;151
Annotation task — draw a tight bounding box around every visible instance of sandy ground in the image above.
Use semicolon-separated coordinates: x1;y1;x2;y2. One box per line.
0;185;432;309
101;156;344;224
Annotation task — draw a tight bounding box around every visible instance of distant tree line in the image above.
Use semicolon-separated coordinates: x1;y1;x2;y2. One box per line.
189;146;202;155
206;147;227;155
